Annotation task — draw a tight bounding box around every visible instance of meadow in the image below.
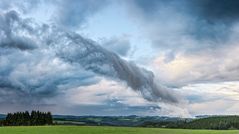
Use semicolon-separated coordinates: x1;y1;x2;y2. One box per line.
0;126;239;134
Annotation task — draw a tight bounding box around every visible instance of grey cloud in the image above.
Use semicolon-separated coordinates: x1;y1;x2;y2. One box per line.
0;0;41;14
0;36;37;50
0;81;29;104
126;0;239;50
55;0;109;28
50;28;179;103
185;0;239;41
62;104;161;116
0;10;180;110
123;0;239;88
0;11;100;106
100;36;131;56
0;0;109;29
0;10;37;50
189;0;239;24
128;0;182;17
133;0;239;24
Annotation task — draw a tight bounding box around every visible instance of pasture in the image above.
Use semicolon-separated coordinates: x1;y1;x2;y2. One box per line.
0;126;239;134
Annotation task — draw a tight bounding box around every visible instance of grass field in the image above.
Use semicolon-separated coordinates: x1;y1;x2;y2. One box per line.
0;126;239;134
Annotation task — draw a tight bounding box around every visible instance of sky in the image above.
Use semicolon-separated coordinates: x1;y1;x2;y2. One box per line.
1;0;239;117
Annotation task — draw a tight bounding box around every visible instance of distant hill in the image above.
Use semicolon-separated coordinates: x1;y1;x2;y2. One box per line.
53;115;187;127
121;115;239;130
2;113;239;129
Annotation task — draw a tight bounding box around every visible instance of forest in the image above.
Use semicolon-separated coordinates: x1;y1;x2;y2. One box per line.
141;116;239;130
0;111;53;126
181;116;239;130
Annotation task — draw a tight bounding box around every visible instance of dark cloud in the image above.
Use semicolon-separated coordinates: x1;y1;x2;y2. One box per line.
129;0;183;16
53;30;179;103
0;10;180;112
133;0;239;24
0;10;37;50
190;0;239;23
186;0;239;41
0;10;100;106
126;0;239;50
0;36;37;50
0;80;29;104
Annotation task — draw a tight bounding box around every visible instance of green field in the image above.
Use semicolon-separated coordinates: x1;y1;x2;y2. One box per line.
0;126;239;134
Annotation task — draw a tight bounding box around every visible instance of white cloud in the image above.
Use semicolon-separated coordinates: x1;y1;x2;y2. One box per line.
152;40;239;86
65;78;152;106
178;81;239;115
54;78;191;117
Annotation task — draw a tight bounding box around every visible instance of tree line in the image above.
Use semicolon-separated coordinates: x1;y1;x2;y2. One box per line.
0;111;53;126
141;116;239;130
180;116;239;130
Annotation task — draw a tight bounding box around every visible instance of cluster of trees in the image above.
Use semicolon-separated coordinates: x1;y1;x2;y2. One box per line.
180;116;239;130
0;111;53;126
141;116;239;130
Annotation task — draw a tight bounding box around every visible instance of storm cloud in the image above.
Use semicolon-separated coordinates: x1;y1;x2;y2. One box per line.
120;0;239;88
126;0;239;50
2;0;238;116
186;0;239;41
190;0;239;23
0;10;179;110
